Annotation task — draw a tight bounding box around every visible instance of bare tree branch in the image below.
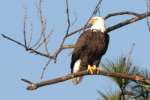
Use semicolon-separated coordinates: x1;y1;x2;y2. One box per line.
62;44;74;49
66;26;84;37
83;0;103;30
125;43;135;67
66;11;149;37
21;68;150;90
104;11;140;20
1;34;54;59
106;11;150;33
2;11;150;60
30;0;44;49
66;0;103;38
53;0;71;63
146;0;150;32
2;34;25;46
40;59;51;79
34;0;48;52
23;12;27;49
27;22;33;48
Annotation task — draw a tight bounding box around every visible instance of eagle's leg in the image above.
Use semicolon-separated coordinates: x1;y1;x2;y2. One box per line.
87;65;97;74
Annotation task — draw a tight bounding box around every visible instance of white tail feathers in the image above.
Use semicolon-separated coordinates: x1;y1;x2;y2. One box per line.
71;59;82;85
71;77;82;85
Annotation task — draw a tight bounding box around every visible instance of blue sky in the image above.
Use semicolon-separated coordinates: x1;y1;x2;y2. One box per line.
0;0;150;100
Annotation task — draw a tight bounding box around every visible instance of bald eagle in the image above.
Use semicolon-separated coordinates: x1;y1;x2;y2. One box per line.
70;16;109;85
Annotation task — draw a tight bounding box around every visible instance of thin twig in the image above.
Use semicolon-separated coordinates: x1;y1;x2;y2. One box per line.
83;0;103;31
31;0;44;49
27;22;33;47
125;43;135;67
53;0;71;62
121;88;125;100
43;32;49;55
70;12;78;27
34;28;54;53
104;11;140;20
40;59;51;80
146;0;150;32
62;44;74;49
39;30;54;80
38;0;49;54
66;26;84;37
23;11;27;49
2;34;25;47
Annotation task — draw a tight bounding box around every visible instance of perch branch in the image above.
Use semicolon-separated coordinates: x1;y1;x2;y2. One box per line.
21;68;150;90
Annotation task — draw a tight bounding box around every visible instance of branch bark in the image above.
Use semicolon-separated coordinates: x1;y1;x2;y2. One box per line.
104;11;140;20
21;68;150;90
105;11;150;33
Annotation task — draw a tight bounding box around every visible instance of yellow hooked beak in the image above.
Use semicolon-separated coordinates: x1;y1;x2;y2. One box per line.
88;18;96;25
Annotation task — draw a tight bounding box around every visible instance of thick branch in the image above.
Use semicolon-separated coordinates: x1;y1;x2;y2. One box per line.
21;68;150;90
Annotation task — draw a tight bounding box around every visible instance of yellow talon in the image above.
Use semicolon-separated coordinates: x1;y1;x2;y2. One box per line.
87;65;97;74
87;65;92;74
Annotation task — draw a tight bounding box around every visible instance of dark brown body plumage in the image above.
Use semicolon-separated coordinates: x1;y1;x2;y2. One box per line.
71;29;109;73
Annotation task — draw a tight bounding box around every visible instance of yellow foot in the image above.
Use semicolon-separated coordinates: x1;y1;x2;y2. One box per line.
87;65;97;74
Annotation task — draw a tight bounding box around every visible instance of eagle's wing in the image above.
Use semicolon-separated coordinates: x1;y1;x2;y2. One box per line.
70;30;92;73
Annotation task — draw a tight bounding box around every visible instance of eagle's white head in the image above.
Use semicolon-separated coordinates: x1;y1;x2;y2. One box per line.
88;16;106;33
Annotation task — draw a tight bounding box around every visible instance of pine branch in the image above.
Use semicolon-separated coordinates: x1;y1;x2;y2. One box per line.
21;68;150;91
